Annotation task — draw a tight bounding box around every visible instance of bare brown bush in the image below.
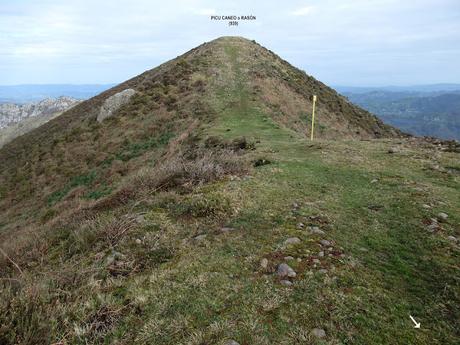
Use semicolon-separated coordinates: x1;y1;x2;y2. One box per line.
129;148;249;194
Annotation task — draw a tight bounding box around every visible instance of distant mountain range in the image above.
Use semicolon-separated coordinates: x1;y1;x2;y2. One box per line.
335;83;460;94
335;84;460;141
0;84;113;103
0;96;81;147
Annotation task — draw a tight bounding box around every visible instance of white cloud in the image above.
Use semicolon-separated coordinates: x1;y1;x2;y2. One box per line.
290;5;315;16
194;8;216;15
0;0;458;85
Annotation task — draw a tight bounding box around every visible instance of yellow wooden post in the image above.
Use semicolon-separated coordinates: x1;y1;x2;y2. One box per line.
310;95;317;141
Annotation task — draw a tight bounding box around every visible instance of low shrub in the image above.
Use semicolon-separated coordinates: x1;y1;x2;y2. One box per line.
129;148;249;193
174;192;232;219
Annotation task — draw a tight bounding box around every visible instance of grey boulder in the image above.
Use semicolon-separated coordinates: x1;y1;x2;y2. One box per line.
97;89;136;122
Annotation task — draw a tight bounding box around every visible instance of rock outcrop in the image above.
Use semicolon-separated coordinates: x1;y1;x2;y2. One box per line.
0;96;80;129
0;96;81;148
97;89;136;122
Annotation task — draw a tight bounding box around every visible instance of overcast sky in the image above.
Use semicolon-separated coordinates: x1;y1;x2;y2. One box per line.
1;0;459;86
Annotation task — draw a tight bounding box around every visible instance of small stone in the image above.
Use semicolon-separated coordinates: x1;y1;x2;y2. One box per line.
318;269;328;274
319;239;331;246
433;164;447;172
308;226;325;235
427;224;438;232
135;214;146;223
220;227;237;233
371;179;378;184
422;204;431;209
313;259;320;264
328;247;333;251
284;237;301;246
297;258;302;262
297;222;305;229
438;212;448;221
280;280;293;286
135;238;142;244
311;328;326;338
284;256;295;261
194;234;207;241
318;251;324;257
359;247;368;252
388;147;399;154
292;202;300;209
447;236;458;243
225;340;240;345
277;263;296;278
106;251;123;266
260;258;269;269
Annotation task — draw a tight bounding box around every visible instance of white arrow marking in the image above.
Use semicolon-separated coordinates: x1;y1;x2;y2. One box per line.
409;315;421;329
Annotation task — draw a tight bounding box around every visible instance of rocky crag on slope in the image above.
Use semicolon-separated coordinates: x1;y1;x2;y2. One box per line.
0;96;80;128
0;96;81;148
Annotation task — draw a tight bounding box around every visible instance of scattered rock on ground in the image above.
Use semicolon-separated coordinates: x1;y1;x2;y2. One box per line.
225;340;240;345
308;226;325;235
284;256;294;261
427;223;438;232
260;258;268;269
106;251;124;266
277;263;296;278
221;227;237;233
430;164;446;172
297;222;305;229
194;234;207;241
318;269;328;274
320;239;331;246
388;147;399;154
280;280;293;286
371;179;378;184
318;251;324;257
135;238;142;245
311;328;326;338
135;214;146;223
422;204;431;209
438;212;448;221
447;236;458;243
284;237;301;246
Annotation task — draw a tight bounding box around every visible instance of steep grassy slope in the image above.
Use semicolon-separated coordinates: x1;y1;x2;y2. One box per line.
0;37;458;344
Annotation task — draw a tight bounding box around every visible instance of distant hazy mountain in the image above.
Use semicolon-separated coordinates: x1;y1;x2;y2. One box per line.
0;96;81;147
0;84;114;103
337;85;460;141
335;84;460;94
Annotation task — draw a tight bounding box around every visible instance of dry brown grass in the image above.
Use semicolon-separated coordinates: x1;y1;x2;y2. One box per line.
129;148;249;193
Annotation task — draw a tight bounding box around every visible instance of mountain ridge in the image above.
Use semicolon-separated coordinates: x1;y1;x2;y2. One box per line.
1;36;458;345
